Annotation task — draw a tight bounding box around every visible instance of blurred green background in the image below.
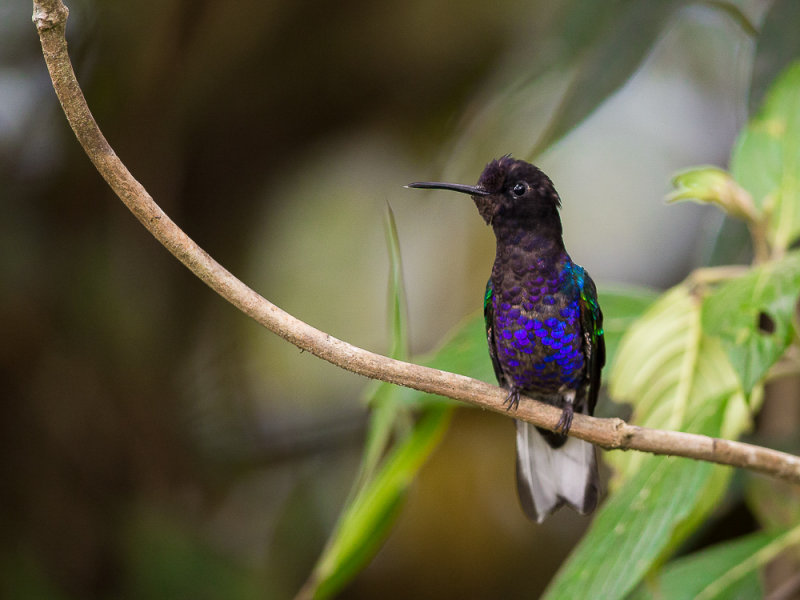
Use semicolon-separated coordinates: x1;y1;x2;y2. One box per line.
1;0;794;598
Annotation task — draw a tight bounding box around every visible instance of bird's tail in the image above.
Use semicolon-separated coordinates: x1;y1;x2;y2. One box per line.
515;420;599;522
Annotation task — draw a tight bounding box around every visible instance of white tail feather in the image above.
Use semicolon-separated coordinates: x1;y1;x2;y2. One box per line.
515;420;598;522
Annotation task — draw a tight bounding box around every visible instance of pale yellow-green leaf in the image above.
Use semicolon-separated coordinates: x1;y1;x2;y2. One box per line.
607;285;752;482
667;166;759;224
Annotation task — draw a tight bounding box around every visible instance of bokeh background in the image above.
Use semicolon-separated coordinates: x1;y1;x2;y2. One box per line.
1;0;792;598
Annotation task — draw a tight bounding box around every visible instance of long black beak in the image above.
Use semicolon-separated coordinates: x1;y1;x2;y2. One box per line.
406;181;491;196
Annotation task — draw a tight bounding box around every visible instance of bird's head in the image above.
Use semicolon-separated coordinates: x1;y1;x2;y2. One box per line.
407;156;562;234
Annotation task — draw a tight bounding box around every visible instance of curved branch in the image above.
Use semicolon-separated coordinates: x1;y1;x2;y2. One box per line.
32;0;800;486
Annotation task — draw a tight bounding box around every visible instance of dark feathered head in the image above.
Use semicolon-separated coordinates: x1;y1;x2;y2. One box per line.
408;156;562;235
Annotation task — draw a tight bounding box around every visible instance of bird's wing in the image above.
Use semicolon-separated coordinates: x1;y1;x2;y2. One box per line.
578;269;605;415
483;278;506;385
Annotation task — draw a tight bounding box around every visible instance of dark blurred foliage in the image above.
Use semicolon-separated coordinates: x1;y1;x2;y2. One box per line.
1;0;794;598
1;1;544;597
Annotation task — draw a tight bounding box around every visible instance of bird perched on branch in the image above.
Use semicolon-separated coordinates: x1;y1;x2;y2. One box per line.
408;156;605;521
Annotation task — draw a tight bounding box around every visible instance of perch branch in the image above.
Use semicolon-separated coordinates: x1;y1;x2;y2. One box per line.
33;0;800;486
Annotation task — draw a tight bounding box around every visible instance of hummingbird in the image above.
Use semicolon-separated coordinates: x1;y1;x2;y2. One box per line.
407;156;604;522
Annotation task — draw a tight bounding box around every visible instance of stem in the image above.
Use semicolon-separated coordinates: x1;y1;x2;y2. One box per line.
32;0;800;486
749;219;772;264
687;265;748;294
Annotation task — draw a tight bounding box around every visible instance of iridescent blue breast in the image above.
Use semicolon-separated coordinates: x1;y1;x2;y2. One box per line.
492;260;586;393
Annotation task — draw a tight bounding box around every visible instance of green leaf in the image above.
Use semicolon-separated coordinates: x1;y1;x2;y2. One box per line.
667;166;759;224
608;285;751;480
597;285;660;368
531;0;684;155
632;526;800;600
702;250;800;392
542;397;732;600
302;210;450;600
306;405;452;600
630;532;786;600
731;60;800;252
705;573;762;600
357;380;413;489
749;0;800;115
356;204;414;485
383;203;409;363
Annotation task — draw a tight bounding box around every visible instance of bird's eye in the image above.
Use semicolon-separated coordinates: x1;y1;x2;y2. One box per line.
512;182;526;197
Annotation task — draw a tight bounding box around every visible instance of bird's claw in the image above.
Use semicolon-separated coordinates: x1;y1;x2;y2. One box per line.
555;404;574;435
503;388;521;412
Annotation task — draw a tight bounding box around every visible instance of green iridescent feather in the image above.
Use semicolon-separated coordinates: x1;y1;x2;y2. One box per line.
578;271;605;413
483;279;505;385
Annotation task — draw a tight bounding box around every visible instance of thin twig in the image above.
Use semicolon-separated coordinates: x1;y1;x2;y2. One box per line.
32;0;800;486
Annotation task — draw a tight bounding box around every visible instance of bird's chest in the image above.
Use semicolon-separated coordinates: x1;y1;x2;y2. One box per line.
492;266;585;393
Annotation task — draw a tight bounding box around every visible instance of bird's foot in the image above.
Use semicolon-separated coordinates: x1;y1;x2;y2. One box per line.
503;387;521;412
555;403;574;435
